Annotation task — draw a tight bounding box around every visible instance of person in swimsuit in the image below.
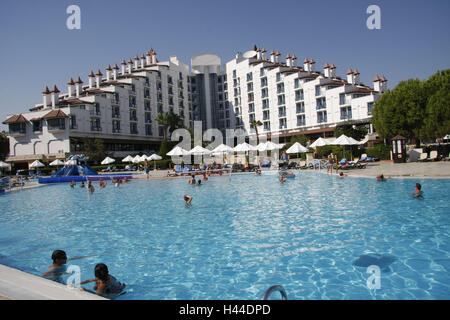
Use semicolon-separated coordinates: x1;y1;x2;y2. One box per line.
79;181;85;188
70;180;75;188
99;178;106;188
79;263;125;297
414;183;424;198
87;180;95;194
376;174;391;181
184;194;193;207
42;250;69;283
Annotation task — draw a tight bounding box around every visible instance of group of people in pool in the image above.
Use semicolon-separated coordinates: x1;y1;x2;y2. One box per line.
42;250;125;298
70;177;131;192
183;172;211;207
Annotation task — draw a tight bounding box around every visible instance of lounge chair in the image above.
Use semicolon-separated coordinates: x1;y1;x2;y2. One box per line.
427;151;438;162
299;160;308;169
417;153;428;162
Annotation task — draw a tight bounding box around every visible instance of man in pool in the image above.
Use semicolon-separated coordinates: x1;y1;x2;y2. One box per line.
42;250;69;283
376;174;391;181
87;181;95;194
196;179;202;186
79;181;85;188
184;194;193;207
414;183;424;198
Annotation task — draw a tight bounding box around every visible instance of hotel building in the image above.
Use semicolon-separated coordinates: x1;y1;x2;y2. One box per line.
3;46;387;167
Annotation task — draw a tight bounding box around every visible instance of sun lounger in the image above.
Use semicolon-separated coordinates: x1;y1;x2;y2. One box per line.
417;153;428;162
426;150;438;162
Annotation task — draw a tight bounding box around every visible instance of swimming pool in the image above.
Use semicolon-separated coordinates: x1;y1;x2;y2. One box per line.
0;172;449;299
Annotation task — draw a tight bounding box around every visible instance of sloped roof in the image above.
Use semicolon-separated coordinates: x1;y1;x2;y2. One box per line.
43;109;69;119
3;114;29;124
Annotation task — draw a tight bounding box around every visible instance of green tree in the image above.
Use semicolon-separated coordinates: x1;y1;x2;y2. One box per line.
334;121;368;141
423;84;450;139
372;79;427;147
155;112;171;139
83;138;105;163
0;132;9;160
250;120;263;146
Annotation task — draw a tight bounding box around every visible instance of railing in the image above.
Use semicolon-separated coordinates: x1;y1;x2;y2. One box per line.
261;285;288;300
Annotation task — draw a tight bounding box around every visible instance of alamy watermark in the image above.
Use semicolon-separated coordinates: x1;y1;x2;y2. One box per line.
366;265;381;290
66;5;81;30
366;5;381;30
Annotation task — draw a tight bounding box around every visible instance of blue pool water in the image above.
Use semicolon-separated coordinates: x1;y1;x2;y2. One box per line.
0;172;449;299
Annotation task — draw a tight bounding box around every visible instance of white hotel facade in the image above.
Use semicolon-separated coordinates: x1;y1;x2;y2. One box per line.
4;46;387;167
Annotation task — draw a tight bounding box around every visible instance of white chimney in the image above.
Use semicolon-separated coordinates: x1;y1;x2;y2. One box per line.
292;54;297;67
353;69;360;85
347;68;354;84
270;50;276;63
275;51;281;63
330;64;336;78
146;51;152;65
140;54;145;68
127;59;133;74
95;69;103;88
113;64;119;80
51;85;60;109
105;65;112;81
151;49;157;65
261;48;267;60
134;56;139;70
67;78;75;98
121;59;127;75
75;77;83;97
286;53;291;67
256;48;262;60
373;74;381;92
323;63;330;78
303;58;310;72
88;71;95;89
381;75;388;92
42;86;51;108
309;59;315;72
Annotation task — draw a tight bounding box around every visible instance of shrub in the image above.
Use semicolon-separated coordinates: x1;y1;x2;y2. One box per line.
365;144;392;160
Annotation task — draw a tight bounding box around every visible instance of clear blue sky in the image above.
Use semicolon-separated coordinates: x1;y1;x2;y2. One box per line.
0;0;449;130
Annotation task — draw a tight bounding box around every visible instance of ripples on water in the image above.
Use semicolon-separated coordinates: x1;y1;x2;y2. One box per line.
0;172;449;299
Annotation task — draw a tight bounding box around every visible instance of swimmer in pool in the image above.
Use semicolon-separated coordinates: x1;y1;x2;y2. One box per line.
87;181;95;194
376;174;391;181
99;179;106;188
339;172;347;178
42;250;69;283
196;179;202;186
414;183;423;198
79;181;85;188
279;176;287;184
70;180;75;188
78;263;125;298
184;194;192;207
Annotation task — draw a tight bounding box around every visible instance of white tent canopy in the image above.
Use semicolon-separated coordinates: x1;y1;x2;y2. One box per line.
286;142;309;154
331;134;360;146
122;155;134;163
148;154;162;161
29;160;45;168
167;146;189;156
49;159;65;166
0;161;10;168
132;155;142;163
188;145;211;155
233;142;257;152
101;157;116;165
310;137;331;148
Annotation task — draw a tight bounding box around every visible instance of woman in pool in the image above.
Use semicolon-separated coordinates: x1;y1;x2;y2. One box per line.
414;183;424;198
79;181;85;188
70;180;75;188
79;263;125;298
87;181;95;194
279;176;287;184
99;179;106;188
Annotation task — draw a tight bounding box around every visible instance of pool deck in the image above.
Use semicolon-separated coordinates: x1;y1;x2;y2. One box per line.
0;264;106;300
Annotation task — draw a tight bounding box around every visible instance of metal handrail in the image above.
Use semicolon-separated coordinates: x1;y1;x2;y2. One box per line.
261;285;288;300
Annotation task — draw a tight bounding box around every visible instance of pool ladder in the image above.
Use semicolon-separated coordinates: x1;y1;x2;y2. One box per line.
261;285;288;300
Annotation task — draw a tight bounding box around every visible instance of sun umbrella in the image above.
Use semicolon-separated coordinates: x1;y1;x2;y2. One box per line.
331;135;360;160
188;145;211;155
139;155;148;162
233;142;256;152
122;155;134;163
310;137;330;148
49;159;64;166
132;155;142;163
167;146;189;156
0;161;9;175
256;141;284;152
29;160;45;168
286;142;309;154
101;157;115;165
148;154;162;170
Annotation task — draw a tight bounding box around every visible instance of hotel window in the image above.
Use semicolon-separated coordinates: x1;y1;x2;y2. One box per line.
145;112;152;123
340;106;352;120
297;115;306;126
263;121;270;131
315;85;321;96
168;86;173;95
277;94;285;106
129;96;136;108
169;97;174;106
260;77;268;88
278;106;286;117
130;122;138;134
225;110;230;118
68;116;76;130
295;89;304;101
89;118;100;131
144;100;151;111
145;77;150;87
157;104;163;113
261;88;268;98
226;119;230;127
232;70;237;78
144;88;150;98
218;76;222;84
247;82;253;92
33;120;43;132
294;78;300;89
130;109;137;121
279;118;287;129
246;72;253;82
112;106;120;118
260;68;265;77
317;111;327;123
263;110;270;121
316;97;326;110
276;72;281;82
368;102;374;115
145;124;152;136
218;85;223;92
248;93;254;103
262;99;269;110
9;123;26;134
112;120;120;133
296;102;305;114
112;93;120;104
167;75;173;85
277;83;284;94
248;103;255;113
131;84;136;92
249;113;255;123
340;93;346;105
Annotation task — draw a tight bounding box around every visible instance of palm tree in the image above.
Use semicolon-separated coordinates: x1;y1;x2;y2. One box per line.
155;112;171;140
156;112;184;140
250;120;263;145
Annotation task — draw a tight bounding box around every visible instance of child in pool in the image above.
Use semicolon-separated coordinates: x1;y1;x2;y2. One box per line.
184;194;192;207
79;263;126;297
79;181;85;188
414;183;423;198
